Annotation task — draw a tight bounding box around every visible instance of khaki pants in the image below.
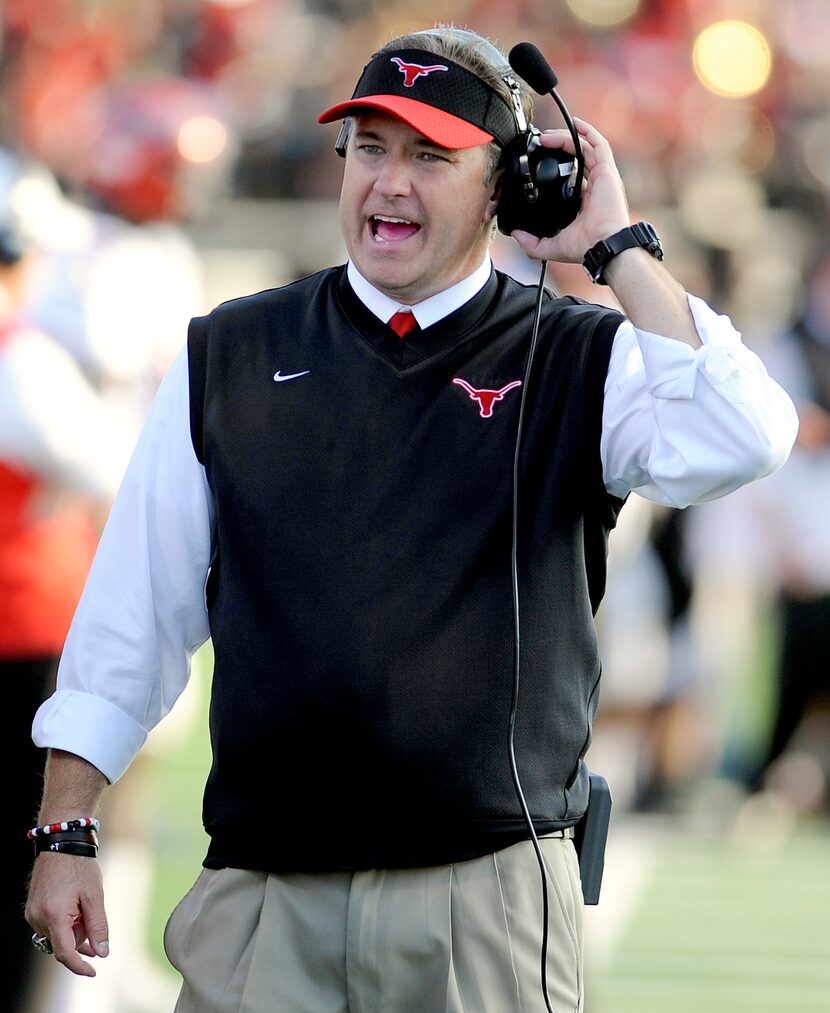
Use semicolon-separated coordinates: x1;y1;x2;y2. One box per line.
164;837;583;1013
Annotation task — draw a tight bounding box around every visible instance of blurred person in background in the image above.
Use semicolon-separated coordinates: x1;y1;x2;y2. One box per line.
0;68;218;1011
24;24;797;1013
0;220;130;1011
8;79;224;1011
683;250;830;823
13;77;218;438
591;500;707;815
741;251;830;815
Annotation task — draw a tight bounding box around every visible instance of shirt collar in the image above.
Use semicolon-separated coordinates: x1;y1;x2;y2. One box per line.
346;256;493;331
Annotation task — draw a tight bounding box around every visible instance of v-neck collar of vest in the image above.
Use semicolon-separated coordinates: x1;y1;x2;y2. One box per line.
336;266;500;371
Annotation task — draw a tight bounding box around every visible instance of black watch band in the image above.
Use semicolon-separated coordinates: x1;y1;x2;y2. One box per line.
582;221;663;285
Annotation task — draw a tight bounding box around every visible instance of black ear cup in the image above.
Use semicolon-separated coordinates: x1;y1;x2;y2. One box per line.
496;132;581;237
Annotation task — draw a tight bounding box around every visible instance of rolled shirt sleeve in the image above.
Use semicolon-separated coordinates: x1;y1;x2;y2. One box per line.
601;293;799;507
32;345;214;783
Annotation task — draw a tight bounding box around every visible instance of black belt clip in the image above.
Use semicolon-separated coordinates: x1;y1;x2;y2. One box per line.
573;772;612;905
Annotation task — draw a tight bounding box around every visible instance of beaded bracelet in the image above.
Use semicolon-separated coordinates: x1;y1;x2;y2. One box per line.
27;817;100;840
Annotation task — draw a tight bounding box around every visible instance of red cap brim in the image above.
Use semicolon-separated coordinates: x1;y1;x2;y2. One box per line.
318;95;494;150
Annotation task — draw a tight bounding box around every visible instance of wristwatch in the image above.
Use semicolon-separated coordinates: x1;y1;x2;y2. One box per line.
582;221;663;285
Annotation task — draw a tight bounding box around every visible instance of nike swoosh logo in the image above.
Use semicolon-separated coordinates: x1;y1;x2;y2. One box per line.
273;370;310;382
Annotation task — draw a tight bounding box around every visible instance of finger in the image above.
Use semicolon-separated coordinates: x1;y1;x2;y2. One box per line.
77;940;96;957
510;229;544;254
51;919;97;977
572;116;607;144
49;897;109;975
510;229;570;264
537;128;588;157
77;894;110;959
572;118;618;166
75;931;109;959
537;129;599;174
537;127;573;148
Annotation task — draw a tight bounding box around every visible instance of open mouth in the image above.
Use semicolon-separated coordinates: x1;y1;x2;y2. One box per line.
369;215;422;243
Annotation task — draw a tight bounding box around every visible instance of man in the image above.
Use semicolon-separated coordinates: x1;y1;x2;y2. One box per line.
26;26;796;1013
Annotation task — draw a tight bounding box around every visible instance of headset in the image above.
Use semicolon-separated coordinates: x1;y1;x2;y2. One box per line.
496;42;584;238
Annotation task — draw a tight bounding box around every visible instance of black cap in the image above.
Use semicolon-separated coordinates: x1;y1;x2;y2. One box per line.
319;49;518;149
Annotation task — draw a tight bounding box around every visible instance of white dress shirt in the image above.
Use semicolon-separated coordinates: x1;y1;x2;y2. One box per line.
32;258;798;783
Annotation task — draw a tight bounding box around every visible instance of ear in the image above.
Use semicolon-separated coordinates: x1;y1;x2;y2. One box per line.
482;167;504;225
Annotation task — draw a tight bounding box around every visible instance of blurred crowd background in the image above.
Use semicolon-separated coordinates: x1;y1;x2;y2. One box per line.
3;1;830;1011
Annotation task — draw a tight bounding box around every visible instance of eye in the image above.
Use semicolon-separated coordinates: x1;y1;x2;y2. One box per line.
357;143;383;155
419;151;450;163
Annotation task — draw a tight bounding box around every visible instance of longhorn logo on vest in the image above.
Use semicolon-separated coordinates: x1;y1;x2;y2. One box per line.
391;57;449;88
452;378;523;418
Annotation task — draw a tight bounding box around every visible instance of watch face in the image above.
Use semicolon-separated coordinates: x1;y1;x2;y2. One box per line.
637;222;663;253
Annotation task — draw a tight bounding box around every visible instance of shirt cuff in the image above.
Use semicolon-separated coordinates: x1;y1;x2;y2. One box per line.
32;690;148;785
636;293;748;402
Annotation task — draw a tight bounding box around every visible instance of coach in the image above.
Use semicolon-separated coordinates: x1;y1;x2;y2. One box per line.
26;25;796;1013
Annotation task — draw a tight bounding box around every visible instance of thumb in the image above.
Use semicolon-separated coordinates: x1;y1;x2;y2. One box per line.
511;229;545;258
93;938;110;958
79;900;110;958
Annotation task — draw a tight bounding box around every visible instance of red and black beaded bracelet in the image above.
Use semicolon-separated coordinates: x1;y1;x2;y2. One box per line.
27;817;100;840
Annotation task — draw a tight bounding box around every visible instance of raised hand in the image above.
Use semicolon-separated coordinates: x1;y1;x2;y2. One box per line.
511;117;631;264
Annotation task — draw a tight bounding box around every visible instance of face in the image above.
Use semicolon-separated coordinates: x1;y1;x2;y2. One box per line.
338;112;500;304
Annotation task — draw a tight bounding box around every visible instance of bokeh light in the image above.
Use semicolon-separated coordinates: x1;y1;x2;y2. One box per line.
177;115;228;163
693;21;772;99
565;0;641;28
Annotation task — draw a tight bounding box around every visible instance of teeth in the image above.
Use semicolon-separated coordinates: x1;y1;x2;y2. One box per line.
373;215;415;225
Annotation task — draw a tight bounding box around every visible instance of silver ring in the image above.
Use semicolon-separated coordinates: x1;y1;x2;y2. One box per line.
31;932;53;955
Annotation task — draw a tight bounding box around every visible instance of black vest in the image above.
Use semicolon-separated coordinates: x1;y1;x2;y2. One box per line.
188;266;625;872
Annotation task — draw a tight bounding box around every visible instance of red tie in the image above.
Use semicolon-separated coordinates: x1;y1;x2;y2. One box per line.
388;310;419;339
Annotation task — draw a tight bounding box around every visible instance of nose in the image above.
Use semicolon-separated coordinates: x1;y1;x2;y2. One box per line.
373;153;412;198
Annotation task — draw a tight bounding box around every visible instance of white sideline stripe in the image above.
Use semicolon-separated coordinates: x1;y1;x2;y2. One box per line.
583;815;664;971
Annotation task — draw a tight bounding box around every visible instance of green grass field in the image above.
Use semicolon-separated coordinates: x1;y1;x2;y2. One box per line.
589;827;830;1012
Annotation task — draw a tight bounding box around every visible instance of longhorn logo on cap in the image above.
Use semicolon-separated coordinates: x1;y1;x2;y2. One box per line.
390;57;450;88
